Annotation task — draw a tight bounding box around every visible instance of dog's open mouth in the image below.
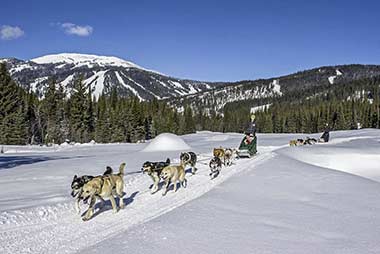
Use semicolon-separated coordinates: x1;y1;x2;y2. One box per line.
83;196;90;204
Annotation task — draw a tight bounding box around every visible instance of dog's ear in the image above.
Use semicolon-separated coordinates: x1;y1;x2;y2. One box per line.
73;175;77;180
166;158;170;164
103;166;113;175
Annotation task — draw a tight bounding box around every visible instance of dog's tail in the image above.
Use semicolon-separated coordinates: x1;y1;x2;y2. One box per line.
118;162;126;176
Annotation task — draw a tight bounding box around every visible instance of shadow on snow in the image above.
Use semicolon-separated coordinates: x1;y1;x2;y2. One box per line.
0;155;89;170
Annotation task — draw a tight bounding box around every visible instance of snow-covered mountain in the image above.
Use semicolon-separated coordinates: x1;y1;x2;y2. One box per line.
31;53;144;69
168;64;380;113
1;53;215;100
2;54;380;109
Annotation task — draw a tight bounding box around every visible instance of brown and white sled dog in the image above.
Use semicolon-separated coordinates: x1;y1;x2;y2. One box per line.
223;148;234;166
160;162;187;196
80;163;126;221
289;139;304;146
213;148;225;158
141;158;170;194
71;167;112;214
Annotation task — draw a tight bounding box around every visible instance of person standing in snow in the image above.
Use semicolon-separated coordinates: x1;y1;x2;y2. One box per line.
246;113;257;136
238;114;257;156
319;123;330;143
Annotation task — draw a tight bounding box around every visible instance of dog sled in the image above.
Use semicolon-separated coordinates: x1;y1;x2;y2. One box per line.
237;135;257;158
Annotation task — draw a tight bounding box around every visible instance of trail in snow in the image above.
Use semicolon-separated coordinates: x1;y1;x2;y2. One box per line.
0;144;277;254
1;129;380;254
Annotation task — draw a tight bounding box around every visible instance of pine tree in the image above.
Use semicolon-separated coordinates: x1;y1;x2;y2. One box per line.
0;63;28;144
69;76;88;143
183;106;195;134
84;85;95;141
43;78;59;144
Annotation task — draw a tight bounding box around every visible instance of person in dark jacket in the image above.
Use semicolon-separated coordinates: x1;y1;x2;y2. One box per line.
319;123;330;143
246;114;257;136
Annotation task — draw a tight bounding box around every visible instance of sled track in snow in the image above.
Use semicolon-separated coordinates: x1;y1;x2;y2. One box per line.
0;147;277;254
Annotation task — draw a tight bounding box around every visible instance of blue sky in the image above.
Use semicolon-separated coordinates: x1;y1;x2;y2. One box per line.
1;0;379;81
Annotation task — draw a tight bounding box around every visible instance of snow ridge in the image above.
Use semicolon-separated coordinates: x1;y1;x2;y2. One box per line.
31;53;142;69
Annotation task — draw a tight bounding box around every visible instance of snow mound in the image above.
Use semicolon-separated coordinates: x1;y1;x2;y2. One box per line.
142;133;191;152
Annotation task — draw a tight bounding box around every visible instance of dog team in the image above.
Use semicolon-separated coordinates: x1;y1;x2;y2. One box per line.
71;148;236;221
209;147;235;179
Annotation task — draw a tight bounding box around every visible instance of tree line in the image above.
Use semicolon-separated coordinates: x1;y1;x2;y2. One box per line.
1;62;379;145
222;77;380;133
0;63;199;145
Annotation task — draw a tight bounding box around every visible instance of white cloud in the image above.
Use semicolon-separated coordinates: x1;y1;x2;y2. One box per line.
0;25;25;40
61;23;93;37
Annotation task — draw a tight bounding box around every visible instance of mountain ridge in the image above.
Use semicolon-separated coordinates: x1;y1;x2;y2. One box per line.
2;53;380;110
1;53;215;100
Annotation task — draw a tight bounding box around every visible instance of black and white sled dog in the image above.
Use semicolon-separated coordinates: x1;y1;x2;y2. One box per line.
180;152;198;174
209;156;222;179
71;167;112;214
304;137;317;145
141;158;171;194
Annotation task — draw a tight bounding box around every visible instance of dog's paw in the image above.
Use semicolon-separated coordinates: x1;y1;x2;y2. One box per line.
82;217;89;222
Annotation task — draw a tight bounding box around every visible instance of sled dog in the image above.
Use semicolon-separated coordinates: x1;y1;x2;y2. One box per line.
304;137;317;145
224;148;234;166
209;156;222;179
180;152;197;174
160;162;187;196
213;147;225;158
141;158;170;194
80;163;126;221
71;167;112;214
289;139;305;146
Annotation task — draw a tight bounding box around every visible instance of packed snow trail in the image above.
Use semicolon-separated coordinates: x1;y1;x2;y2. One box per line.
0;133;277;254
1;130;380;253
82;129;380;254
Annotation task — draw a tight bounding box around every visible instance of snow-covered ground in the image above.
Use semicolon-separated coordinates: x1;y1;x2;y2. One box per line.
1;129;380;253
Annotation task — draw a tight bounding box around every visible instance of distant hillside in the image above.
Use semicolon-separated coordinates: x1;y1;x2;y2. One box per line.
168;64;380;114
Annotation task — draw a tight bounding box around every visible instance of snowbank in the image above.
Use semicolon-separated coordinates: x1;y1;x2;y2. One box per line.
142;133;191;152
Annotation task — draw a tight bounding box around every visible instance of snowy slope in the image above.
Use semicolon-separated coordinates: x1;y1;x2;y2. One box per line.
2;53;217;100
31;53;142;69
168;65;380;113
1;130;380;253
